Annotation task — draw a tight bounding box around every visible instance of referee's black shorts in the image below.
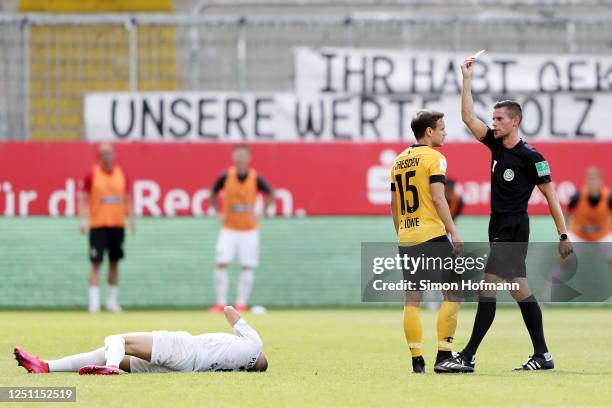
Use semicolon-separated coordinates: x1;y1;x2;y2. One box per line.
399;235;461;287
486;213;530;278
89;227;125;264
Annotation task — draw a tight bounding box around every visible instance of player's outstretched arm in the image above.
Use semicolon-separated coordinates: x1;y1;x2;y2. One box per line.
461;54;488;141
537;182;573;258
224;306;242;327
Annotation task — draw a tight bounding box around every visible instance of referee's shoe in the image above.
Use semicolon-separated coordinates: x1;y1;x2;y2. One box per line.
512;353;554;371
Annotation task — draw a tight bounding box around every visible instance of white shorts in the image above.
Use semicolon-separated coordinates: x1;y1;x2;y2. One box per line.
129;331;196;373
216;228;259;267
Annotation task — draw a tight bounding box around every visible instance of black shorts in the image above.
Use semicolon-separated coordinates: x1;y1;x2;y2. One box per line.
399;235;461;288
89;227;125;263
486;213;530;278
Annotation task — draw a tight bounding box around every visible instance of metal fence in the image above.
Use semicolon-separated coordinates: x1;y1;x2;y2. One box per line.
1;13;612;141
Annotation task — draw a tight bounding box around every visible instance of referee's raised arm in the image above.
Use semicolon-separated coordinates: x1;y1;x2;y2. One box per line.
460;54;488;141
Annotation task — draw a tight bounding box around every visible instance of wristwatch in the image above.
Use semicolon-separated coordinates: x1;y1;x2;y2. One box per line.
559;233;568;241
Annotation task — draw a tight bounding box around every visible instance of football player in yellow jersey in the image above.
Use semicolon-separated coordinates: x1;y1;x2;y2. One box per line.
391;109;472;373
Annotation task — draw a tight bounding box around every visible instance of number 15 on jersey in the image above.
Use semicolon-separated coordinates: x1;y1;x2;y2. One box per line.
394;170;420;215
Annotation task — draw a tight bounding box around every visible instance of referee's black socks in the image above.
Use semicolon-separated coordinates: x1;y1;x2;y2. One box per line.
518;294;549;357
461;296;497;360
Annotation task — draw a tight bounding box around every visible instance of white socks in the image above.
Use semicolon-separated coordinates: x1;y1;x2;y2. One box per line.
88;286;100;313
214;267;255;306
236;267;254;306
46;337;126;372
107;285;120;310
47;347;106;372
214;267;229;305
89;285;122;312
104;335;126;367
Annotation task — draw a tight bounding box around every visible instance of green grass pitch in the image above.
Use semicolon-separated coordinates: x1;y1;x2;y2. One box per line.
2;308;611;408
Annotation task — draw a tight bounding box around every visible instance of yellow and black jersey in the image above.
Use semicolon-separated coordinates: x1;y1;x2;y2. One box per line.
391;144;447;245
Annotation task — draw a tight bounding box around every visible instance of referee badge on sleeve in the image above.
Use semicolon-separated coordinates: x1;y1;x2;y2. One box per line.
535;161;551;177
439;158;447;171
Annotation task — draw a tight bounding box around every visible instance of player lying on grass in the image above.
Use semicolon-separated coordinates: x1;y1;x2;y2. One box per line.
14;306;267;375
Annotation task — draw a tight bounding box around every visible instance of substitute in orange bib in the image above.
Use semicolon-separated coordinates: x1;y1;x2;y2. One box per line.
544;167;612;301
78;143;134;313
209;144;274;314
566;167;611;244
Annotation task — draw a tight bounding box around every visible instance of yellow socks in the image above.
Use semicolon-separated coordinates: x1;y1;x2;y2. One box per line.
437;301;460;351
404;301;460;358
403;306;423;357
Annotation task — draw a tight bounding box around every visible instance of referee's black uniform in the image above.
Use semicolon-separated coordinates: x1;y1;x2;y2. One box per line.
460;127;553;367
481;127;551;277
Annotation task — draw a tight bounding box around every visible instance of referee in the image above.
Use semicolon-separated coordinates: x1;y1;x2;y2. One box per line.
455;53;573;372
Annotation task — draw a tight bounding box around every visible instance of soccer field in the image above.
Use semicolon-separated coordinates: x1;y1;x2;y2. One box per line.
2;308;611;408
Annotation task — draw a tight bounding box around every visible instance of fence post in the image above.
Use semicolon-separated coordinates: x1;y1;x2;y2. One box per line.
237;17;247;91
565;20;576;54
344;16;353;47
452;18;460;52
189;24;200;90
127;17;138;92
22;17;30;141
